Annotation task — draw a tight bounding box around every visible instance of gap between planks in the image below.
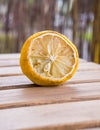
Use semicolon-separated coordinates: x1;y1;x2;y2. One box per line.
0;82;100;109
82;128;100;130
0;100;100;129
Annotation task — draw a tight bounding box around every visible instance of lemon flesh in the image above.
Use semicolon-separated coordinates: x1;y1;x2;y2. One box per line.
29;33;76;79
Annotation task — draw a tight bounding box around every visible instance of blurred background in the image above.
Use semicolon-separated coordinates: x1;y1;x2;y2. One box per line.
0;0;100;63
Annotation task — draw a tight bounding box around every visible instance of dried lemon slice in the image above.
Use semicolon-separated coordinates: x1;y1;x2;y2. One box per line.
20;30;78;85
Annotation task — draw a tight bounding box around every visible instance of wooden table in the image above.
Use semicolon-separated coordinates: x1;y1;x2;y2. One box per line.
0;53;100;130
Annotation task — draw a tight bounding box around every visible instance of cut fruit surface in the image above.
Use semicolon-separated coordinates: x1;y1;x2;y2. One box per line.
20;30;78;85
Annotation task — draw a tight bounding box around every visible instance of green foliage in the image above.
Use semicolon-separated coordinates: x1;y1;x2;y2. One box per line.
0;33;16;53
0;34;6;42
0;21;3;29
28;0;35;5
84;32;93;42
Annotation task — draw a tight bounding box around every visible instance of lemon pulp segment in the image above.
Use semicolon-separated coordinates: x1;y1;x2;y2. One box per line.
28;33;76;79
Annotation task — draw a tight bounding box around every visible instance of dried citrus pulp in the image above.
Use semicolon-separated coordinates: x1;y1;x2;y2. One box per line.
20;30;78;86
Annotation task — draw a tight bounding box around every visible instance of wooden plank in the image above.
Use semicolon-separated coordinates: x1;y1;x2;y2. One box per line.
0;100;100;129
68;70;100;84
0;62;100;77
79;58;86;63
83;128;100;130
0;59;19;67
0;66;22;77
0;82;100;109
78;62;100;71
0;70;100;90
0;53;20;60
0;75;32;89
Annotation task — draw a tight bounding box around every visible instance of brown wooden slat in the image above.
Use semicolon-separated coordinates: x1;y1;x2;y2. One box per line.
78;62;100;71
68;70;100;84
83;128;100;130
0;62;100;77
79;58;87;63
0;70;100;90
0;59;19;67
0;53;20;59
0;54;100;130
67;70;100;84
0;100;100;129
0;82;100;109
0;66;22;77
0;75;32;89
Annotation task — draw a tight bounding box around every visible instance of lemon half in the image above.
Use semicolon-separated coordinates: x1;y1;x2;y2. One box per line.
20;30;78;85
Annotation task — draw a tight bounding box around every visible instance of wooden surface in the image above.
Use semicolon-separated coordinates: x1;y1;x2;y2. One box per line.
0;54;100;130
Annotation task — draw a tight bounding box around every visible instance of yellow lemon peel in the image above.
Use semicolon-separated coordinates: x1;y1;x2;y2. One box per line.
20;30;79;86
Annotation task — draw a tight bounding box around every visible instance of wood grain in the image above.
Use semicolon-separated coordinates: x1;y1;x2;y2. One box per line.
0;82;100;109
68;70;100;84
78;62;100;71
0;54;100;129
0;53;20;60
0;66;22;77
83;128;100;130
0;59;19;67
0;75;32;89
0;100;100;130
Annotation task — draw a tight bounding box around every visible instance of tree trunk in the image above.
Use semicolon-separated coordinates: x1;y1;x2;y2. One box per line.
13;0;27;52
91;0;100;63
5;0;13;51
72;0;78;43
